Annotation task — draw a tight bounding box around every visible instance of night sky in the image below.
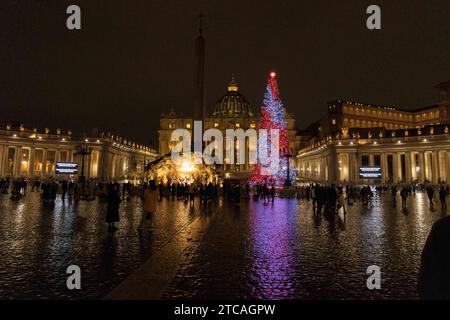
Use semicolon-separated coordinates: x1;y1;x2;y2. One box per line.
1;0;449;147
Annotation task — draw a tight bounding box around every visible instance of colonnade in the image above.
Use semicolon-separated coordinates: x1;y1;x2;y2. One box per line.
0;143;151;180
298;147;450;184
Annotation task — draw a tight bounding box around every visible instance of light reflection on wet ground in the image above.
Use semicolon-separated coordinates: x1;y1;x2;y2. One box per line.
163;193;446;299
0;192;198;299
0;191;445;299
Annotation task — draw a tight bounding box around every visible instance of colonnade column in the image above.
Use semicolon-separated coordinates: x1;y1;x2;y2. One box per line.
28;147;35;177
0;145;4;177
392;153;398;183
14;147;22;177
381;153;387;183
41;149;47;177
1;146;8;176
405;152;412;183
446;152;450;184
432;150;439;183
418;152;425;182
439;151;447;182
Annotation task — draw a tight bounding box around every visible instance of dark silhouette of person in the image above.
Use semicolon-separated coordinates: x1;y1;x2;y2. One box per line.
106;184;121;231
439;184;448;209
418;216;450;299
427;185;435;209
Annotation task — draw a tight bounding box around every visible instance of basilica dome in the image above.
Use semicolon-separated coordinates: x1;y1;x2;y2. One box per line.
213;77;252;117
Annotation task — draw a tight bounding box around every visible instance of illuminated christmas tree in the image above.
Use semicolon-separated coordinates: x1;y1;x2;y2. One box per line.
248;72;295;186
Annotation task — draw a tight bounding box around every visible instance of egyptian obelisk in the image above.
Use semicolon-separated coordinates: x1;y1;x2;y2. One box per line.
193;15;205;126
192;15;205;158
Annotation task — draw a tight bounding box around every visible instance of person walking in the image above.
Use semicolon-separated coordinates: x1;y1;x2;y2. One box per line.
311;184;317;207
439;183;447;209
106;184;121;231
188;183;195;204
337;190;347;216
143;180;158;221
427;185;435;209
270;185;275;203
61;180;68;199
400;186;408;209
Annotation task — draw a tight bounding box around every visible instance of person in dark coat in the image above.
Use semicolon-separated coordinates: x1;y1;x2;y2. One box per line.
427;185;435;209
270;185;275;202
106;184;121;230
439;183;447;209
418;216;450;299
61;180;68;199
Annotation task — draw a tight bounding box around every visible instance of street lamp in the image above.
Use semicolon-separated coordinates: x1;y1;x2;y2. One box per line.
76;144;92;183
284;152;293;187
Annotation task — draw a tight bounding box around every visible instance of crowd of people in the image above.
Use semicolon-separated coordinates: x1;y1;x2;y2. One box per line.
296;181;450;214
2;175;449;230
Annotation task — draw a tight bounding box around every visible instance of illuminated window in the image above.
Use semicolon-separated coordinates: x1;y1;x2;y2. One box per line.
169;122;175;129
214;122;219;128
186;123;191;129
250;123;256;128
235;123;240;128
332;119;336;125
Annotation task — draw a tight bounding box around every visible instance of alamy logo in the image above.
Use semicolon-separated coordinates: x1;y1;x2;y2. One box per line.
170;121;280;175
366;5;381;30
366;265;381;290
66;5;81;30
66;265;81;290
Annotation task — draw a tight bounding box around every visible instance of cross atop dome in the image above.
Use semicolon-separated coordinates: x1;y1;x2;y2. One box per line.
228;74;238;92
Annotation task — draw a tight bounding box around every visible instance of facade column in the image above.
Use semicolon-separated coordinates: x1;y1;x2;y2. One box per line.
86;154;92;179
2;146;9;176
347;153;352;183
28;147;35;177
432;150;439;183
411;152;417;181
405;152;412;183
55;149;60;163
392;153;399;183
347;153;353;183
418;151;425;183
13;147;21;177
446;151;450;184
381;153;387;183
369;153;374;166
41;149;47;177
353;152;359;183
0;145;4;177
439;150;447;182
398;152;404;182
327;152;336;184
96;150;102;179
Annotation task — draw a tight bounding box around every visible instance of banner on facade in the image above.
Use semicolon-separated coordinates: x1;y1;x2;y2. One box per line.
359;166;382;179
56;162;78;175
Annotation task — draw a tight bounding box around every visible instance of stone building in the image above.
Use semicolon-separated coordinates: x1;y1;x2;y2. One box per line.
158;25;300;180
158;78;299;179
0;123;158;181
297;81;450;184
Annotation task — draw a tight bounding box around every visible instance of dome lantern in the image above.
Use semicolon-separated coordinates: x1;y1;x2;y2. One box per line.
213;76;252;118
228;75;238;92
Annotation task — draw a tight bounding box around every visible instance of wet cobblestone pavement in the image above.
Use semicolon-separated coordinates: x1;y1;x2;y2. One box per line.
0;191;446;299
0;192;199;299
162;193;445;299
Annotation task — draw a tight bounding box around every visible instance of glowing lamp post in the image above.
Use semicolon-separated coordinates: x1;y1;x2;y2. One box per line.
284;152;293;187
76;144;92;183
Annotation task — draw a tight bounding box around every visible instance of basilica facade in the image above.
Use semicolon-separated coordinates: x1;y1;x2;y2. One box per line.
158;77;299;179
296;81;450;185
